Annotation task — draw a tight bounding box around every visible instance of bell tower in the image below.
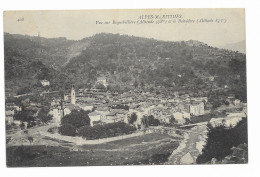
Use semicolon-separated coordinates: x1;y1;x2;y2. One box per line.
71;85;76;104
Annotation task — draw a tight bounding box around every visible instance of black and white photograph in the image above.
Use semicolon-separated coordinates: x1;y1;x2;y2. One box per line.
3;8;248;167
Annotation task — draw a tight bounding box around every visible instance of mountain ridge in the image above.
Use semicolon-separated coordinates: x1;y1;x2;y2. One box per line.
219;40;246;54
4;33;247;101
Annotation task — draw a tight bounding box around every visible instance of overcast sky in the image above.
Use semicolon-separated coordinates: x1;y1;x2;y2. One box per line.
4;9;245;47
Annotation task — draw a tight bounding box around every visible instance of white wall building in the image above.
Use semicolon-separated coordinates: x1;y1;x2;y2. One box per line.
173;112;185;125
40;80;50;86
234;99;241;106
5;110;14;124
97;77;108;87
88;112;102;126
50;107;62;123
189;102;204;116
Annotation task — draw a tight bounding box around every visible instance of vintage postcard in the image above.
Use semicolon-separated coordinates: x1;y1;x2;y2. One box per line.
4;9;247;167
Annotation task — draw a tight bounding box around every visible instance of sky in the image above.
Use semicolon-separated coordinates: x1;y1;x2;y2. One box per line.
3;9;245;47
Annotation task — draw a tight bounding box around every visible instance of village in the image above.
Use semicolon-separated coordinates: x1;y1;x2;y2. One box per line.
5;74;246;133
5;74;248;166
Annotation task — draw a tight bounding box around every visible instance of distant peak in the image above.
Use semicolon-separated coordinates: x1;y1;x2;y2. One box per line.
185;40;207;47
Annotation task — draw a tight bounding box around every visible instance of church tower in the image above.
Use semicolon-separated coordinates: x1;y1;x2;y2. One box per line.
71;85;76;104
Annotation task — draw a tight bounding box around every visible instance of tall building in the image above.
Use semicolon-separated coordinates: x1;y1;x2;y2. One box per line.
71;85;76;104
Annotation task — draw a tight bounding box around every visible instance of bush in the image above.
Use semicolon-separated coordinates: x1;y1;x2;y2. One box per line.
150;118;160;126
78;122;136;140
27;121;37;128
129;112;137;124
142;115;160;127
59;124;76;136
61;110;90;128
48;126;59;134
196;117;247;164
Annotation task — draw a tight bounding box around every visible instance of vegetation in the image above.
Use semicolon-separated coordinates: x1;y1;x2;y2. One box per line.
196;117;248;164
13;108;36;128
78;122;136;140
5;33;246;103
6;145;69;167
220;143;248;164
142;115;160;128
59;124;77;136
129;112;137;124
6;133;178;167
38;108;52;125
61;110;90;129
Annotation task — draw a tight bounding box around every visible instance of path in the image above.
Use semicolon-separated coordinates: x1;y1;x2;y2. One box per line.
165;124;207;165
6;123;63;146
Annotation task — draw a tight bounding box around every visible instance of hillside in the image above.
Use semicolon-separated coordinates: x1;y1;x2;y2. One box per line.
4;33;90;70
63;33;246;100
4;33;247;101
4;33;91;94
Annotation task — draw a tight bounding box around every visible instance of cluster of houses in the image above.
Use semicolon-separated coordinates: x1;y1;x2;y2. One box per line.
48;84;208;127
5;103;22;124
6;76;246;129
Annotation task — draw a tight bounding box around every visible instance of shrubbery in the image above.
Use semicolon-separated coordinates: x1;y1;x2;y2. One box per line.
142;115;160;128
78;122;136;140
59;124;76;136
58;110;137;139
196;117;248;164
61;110;90;128
129;112;137;124
48;126;59;134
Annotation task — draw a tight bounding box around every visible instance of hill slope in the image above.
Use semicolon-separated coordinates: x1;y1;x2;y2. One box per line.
4;33;247;101
63;33;246;100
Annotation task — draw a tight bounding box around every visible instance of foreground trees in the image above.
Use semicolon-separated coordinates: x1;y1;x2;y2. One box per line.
58;110;136;139
129;112;137;124
38;108;52;125
78;122;136;140
59;110;90;136
59;124;77;136
61;110;91;128
197;117;248;164
142;115;160;128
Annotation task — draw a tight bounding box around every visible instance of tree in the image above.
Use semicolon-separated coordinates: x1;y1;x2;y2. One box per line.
134;80;139;88
141;115;160;128
197;117;248;164
59;124;76;136
141;116;150;128
14;109;34;123
38;108;52;125
184;118;191;125
147;115;160;126
129;112;137;124
61;110;90;128
169;116;176;124
78;122;136;140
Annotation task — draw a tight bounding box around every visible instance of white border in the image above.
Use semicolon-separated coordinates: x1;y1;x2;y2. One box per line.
1;0;260;177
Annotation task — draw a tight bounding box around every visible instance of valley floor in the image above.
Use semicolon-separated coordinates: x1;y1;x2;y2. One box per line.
7;133;180;167
6;112;246;167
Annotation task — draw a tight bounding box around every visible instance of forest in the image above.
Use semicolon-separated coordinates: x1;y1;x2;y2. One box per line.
4;33;247;102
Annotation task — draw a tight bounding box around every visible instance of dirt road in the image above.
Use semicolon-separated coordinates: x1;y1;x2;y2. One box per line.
165;124;207;165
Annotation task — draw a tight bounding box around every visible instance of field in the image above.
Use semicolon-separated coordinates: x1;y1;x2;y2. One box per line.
6;133;181;167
